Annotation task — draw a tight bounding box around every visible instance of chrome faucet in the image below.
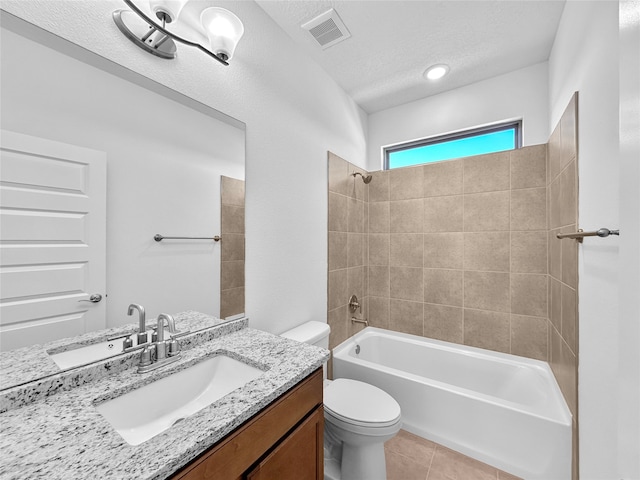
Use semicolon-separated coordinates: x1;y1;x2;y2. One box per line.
127;303;148;345
137;313;182;373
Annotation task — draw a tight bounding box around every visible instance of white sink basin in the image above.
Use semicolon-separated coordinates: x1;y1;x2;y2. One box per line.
95;355;265;445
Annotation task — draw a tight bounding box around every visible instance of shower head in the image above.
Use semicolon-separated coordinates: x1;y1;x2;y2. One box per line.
352;172;373;184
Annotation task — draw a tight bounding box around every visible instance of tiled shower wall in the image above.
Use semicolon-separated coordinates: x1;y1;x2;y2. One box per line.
328;147;549;360
220;176;245;319
547;93;579;478
327;153;369;349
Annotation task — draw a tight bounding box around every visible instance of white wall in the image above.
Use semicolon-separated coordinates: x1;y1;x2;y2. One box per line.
1;27;244;326
367;62;549;171
618;2;640;478
0;1;368;335
549;1;640;478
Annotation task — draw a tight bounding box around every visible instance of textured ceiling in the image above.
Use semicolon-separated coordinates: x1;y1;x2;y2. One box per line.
256;0;566;113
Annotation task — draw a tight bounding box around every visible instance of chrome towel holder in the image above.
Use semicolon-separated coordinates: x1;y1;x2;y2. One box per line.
154;234;221;242
556;228;619;243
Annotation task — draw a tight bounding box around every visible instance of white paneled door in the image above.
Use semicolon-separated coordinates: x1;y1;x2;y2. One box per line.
0;130;106;351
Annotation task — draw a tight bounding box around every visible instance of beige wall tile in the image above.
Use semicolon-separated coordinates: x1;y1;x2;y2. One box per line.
390;199;424;233
549;229;562;280
550;277;562;332
221;260;244;290
511;273;547;317
561;224;579;288
511;188;546;231
390;165;424;200
347;233;364;267
464;191;510;231
221;233;245;262
328;305;348;350
328;269;348;311
369;201;390;233
328;231;348;271
550;328;577;417
511;145;547;189
221;205;245;234
347;168;368;201
368;265;390;297
511;314;548;361
424;196;463;232
424;268;463;307
389;299;423;335
511;231;547;274
347;266;365;302
424;233;464;269
423;159;463;197
560;95;578;170
464;232;510;272
464;309;511;353
424;304;463;343
559;161;578;227
329;192;348;232
368;296;390;329
369;170;390;202
220;287;244;319
369;234;390;266
390;266;423;302
328;151;349;195
463;151;510;193
221;176;245;206
347;197;365;233
561;283;578;354
464;271;510;312
549;177;562;230
390;234;423;267
548;123;562;183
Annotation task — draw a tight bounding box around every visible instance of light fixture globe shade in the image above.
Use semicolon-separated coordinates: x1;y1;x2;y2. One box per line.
200;7;244;61
148;0;188;22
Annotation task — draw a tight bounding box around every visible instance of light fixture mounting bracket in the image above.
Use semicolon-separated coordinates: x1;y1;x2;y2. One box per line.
113;9;177;59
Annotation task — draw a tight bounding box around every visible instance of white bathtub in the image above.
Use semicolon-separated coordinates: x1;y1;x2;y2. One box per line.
332;327;571;480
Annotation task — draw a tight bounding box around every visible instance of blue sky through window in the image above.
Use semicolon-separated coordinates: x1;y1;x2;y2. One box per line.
387;128;517;169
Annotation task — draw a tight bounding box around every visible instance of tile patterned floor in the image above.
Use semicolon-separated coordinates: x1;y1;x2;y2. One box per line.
384;430;523;480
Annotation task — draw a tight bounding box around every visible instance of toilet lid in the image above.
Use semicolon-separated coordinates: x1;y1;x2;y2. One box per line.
324;378;401;427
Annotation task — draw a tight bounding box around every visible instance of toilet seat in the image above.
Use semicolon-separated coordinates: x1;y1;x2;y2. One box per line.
324;378;401;428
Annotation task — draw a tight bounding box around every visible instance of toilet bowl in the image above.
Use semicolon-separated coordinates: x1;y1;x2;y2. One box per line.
281;322;402;480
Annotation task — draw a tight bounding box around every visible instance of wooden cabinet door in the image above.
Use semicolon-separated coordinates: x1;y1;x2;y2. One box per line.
246;406;324;480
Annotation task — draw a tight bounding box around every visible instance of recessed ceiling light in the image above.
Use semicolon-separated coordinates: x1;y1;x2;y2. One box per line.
424;64;450;81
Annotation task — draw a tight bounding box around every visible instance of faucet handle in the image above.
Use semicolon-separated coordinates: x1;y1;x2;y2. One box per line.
168;339;181;357
138;346;153;368
137;331;148;345
123;336;134;349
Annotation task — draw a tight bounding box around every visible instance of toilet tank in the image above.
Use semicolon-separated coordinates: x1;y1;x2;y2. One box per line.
280;321;330;349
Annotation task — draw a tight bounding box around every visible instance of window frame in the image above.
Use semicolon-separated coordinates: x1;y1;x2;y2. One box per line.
383;120;523;170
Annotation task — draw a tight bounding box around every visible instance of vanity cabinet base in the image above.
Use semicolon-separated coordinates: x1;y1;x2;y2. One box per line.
171;368;323;480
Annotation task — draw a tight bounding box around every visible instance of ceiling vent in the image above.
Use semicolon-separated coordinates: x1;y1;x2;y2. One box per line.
301;8;351;50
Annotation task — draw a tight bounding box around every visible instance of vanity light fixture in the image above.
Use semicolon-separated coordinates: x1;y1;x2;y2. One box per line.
424;64;450;81
113;0;244;65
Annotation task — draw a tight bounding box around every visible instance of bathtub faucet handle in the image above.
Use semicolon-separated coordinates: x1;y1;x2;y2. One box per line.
348;294;361;313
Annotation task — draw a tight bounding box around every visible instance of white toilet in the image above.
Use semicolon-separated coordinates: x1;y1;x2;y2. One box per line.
281;321;402;480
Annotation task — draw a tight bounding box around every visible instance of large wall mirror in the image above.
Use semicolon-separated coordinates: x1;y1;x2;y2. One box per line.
0;13;245;388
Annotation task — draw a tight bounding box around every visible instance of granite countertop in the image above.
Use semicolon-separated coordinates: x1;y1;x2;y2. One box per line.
0;325;329;480
0;311;229;391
